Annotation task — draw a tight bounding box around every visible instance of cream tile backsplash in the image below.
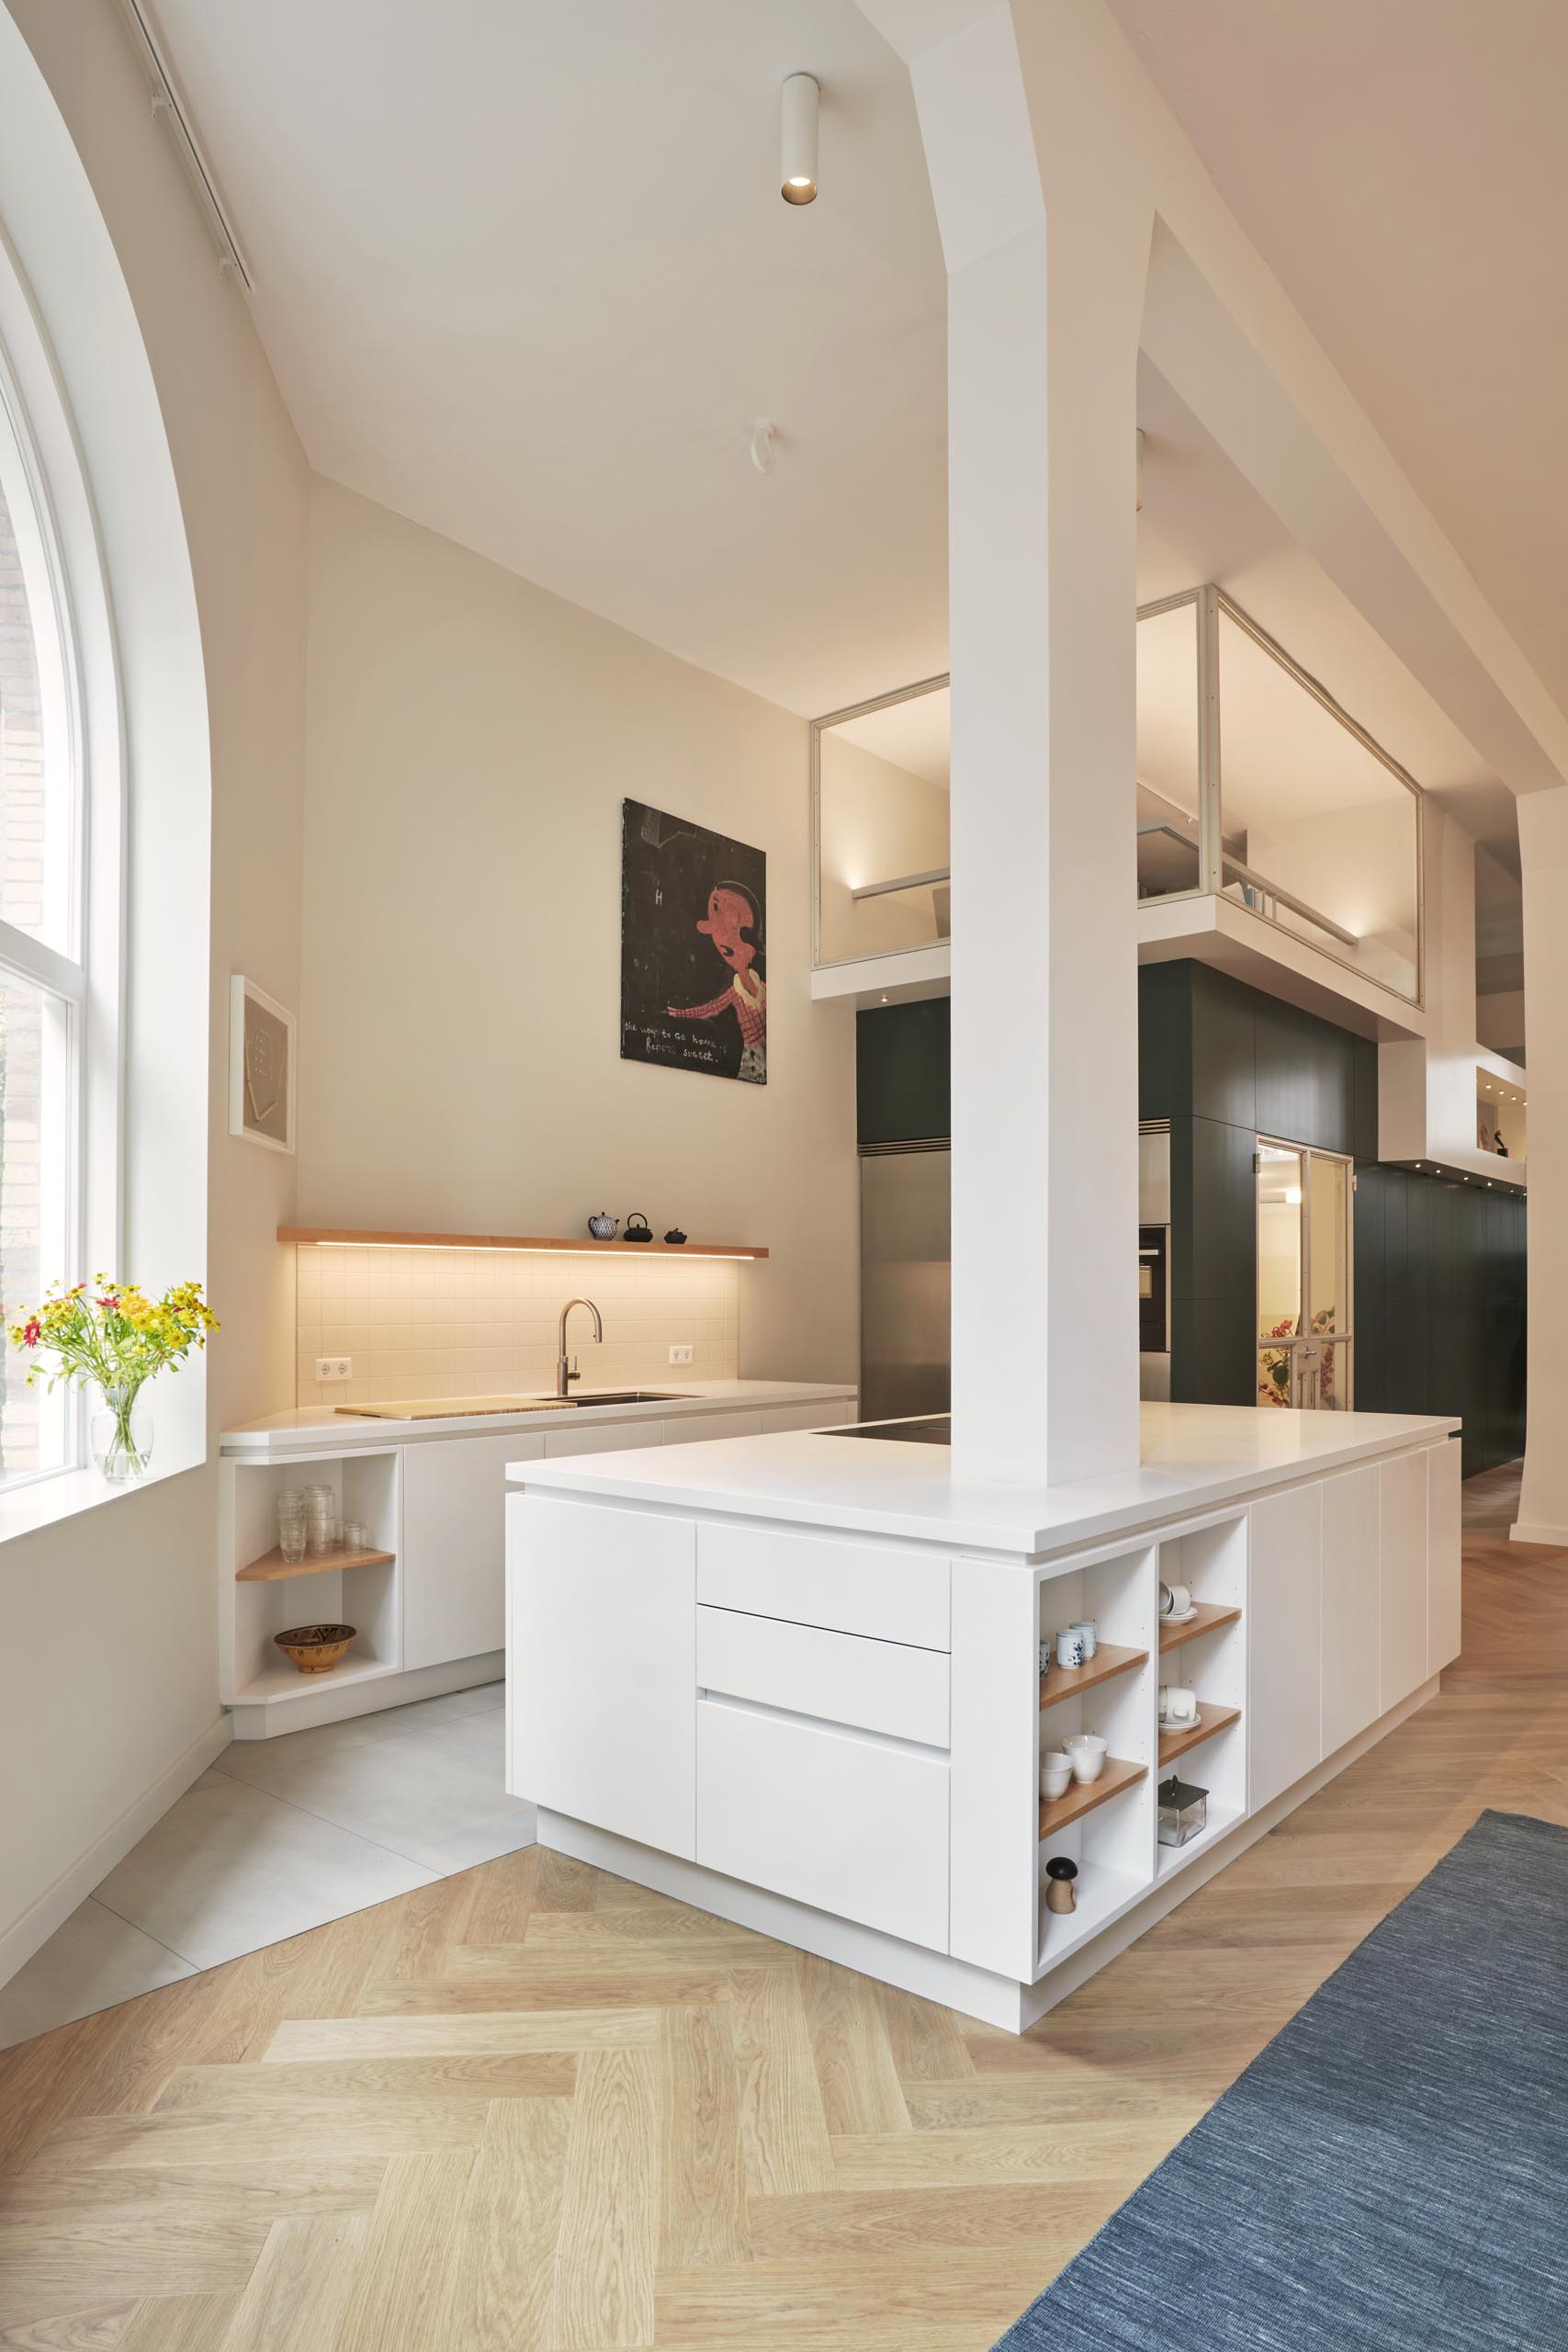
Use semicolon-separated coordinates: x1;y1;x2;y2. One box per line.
294;1245;739;1408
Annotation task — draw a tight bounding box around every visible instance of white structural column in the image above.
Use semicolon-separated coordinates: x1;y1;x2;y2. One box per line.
867;1;1148;1481
1514;785;1568;1544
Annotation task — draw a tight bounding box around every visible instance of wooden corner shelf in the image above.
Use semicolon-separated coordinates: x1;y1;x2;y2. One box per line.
278;1226;767;1261
1157;1703;1241;1767
1038;1756;1147;1840
1159;1602;1241;1655
236;1544;396;1584
1039;1643;1146;1711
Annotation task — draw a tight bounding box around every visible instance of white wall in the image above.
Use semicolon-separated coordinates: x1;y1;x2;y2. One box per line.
0;0;308;1981
298;481;857;1385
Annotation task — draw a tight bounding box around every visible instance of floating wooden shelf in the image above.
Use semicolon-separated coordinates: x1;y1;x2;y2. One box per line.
236;1544;396;1584
1039;1644;1146;1710
1037;1756;1147;1840
278;1227;767;1261
1158;1703;1241;1766
1159;1602;1242;1655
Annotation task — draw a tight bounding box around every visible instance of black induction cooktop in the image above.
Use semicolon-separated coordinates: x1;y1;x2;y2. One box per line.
829;1415;952;1445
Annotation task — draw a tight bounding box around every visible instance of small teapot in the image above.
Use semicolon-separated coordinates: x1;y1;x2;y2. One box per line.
586;1211;619;1240
664;1227;687;1246
624;1212;653;1243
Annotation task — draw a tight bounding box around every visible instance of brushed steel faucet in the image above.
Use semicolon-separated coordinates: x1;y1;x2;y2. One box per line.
557;1297;604;1397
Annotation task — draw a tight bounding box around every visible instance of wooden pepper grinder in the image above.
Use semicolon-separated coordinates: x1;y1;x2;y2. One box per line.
1043;1857;1078;1915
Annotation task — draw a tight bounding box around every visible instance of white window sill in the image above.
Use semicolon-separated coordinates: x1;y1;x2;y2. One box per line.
0;1450;201;1549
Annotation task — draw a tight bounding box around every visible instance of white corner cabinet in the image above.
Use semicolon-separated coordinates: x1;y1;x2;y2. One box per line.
507;1408;1461;2033
219;1382;854;1738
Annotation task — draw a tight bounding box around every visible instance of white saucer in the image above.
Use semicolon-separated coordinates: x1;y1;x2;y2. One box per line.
1164;1606;1198;1624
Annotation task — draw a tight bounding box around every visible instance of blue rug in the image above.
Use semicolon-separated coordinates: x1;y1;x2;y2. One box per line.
995;1811;1568;2351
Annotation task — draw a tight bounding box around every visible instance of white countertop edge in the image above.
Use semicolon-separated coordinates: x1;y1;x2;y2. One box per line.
220;1378;856;1456
505;1404;1461;1558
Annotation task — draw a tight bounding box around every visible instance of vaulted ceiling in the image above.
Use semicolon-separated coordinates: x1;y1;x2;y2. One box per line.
148;0;1561;854
152;0;948;718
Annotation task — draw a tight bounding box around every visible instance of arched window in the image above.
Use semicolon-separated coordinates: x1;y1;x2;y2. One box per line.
0;318;100;1485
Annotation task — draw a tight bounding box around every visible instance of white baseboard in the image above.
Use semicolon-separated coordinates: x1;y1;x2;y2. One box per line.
0;1713;231;1992
228;1652;503;1738
1509;1521;1568;1550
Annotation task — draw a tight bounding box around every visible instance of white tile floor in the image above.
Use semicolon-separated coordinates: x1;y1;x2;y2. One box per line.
0;1679;532;2052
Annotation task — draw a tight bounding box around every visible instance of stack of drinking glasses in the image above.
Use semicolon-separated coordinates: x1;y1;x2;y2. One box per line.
305;1485;335;1556
276;1489;308;1564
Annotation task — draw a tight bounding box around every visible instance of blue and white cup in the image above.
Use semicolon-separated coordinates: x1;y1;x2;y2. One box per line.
1055;1626;1085;1671
1070;1619;1098;1660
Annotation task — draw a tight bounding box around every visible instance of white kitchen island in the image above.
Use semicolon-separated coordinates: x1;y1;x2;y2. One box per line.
506;1402;1461;2031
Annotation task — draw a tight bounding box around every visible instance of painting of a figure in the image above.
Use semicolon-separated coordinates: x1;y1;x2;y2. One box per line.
620;801;767;1084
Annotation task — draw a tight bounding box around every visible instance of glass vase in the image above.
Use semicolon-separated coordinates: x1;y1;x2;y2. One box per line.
90;1383;153;1483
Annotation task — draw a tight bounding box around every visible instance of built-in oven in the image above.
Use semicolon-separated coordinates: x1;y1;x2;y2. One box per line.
1139;1123;1171;1401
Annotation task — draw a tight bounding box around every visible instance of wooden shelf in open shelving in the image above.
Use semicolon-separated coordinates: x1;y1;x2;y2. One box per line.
236;1544;396;1584
1039;1644;1146;1711
1157;1703;1240;1767
278;1226;767;1261
1037;1756;1146;1840
1159;1602;1241;1655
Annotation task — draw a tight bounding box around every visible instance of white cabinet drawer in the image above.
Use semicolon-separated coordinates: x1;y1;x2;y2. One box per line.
696;1696;949;1951
696;1522;950;1651
697;1606;950;1747
760;1400;852;1434
662;1409;764;1446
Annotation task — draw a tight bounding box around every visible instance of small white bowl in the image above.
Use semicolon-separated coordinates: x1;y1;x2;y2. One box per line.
1039;1749;1074;1801
1065;1733;1108;1783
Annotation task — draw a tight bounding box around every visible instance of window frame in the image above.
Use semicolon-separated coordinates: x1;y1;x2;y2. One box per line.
0;233;123;1495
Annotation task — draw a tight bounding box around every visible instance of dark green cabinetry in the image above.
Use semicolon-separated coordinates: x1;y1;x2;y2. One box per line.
1140;960;1524;1476
856;999;950;1146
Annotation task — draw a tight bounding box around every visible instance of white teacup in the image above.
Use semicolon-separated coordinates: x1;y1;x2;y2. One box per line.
1064;1733;1108;1783
1039;1749;1074;1801
1158;1581;1174;1617
1158;1683;1198;1726
1166;1582;1192;1618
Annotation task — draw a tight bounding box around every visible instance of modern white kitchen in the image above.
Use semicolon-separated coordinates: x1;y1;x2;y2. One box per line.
5;3;1567;2343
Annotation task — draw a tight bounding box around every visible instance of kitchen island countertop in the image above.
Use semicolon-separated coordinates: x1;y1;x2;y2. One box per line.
507;1399;1460;1558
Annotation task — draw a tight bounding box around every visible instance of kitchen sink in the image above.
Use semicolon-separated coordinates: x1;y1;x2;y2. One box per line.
564;1390;696;1407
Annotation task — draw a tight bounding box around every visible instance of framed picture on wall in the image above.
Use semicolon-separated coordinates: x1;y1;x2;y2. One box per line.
229;976;296;1153
620;800;767;1084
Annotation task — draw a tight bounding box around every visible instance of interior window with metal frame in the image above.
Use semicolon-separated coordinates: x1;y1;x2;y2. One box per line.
1136;586;1424;1007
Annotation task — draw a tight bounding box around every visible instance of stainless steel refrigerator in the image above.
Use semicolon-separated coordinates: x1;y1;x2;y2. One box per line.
859;1142;951;1423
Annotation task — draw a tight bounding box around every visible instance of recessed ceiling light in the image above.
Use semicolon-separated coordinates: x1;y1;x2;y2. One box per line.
781;74;819;205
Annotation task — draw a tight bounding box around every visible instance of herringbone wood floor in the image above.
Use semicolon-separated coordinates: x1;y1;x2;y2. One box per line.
1;1460;1562;2349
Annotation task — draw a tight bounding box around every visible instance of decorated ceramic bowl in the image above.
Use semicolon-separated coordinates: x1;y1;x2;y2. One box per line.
274;1623;355;1674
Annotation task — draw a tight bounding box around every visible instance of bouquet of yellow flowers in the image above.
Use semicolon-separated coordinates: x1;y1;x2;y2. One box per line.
7;1276;218;1480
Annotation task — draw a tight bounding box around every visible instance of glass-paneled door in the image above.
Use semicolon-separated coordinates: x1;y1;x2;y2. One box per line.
1256;1138;1354;1409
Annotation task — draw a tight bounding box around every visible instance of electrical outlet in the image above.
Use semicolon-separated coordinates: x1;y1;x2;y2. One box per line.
316;1356;352;1383
668;1344;694;1365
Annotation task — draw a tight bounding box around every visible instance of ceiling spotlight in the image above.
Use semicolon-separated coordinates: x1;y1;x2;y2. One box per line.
781;73;819;204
